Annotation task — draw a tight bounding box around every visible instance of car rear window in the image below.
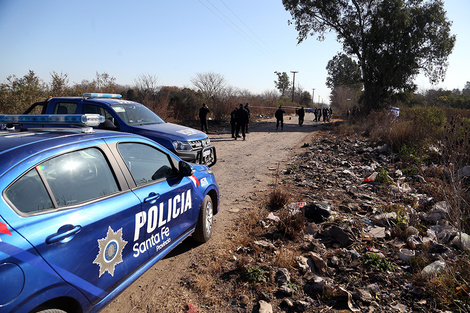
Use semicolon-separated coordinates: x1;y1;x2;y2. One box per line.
6;148;120;213
5;169;54;214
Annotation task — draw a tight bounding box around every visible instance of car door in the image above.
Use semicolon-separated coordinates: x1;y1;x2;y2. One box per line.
3;143;149;305
114;141;202;259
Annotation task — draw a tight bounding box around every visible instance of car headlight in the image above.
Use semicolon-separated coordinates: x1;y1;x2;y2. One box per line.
202;138;211;147
172;140;192;151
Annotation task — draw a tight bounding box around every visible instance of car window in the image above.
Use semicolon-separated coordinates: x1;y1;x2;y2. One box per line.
53;102;77;114
40;148;119;207
118;143;175;186
83;104;118;127
5;169;54;214
111;104;165;125
20;148;119;209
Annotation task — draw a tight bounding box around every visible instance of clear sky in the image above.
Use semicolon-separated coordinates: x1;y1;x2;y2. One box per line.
0;0;468;105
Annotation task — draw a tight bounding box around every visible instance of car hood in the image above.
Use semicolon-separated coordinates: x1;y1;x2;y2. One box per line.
129;122;208;142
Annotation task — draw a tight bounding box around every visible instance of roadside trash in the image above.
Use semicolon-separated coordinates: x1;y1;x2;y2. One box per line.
421;260;446;277
451;232;470;251
287;202;306;215
399;248;415;263
304;202;331;223
407;235;423;249
267;212;280;222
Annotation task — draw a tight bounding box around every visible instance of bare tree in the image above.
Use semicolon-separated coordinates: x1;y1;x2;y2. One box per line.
134;73;160;98
190;72;227;100
330;86;358;117
190;72;228;121
93;72;117;93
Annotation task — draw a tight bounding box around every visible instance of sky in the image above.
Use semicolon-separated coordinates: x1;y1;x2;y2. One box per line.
0;0;468;105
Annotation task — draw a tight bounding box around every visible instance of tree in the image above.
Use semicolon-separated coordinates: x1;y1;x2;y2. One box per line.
326;53;362;92
190;72;228;121
463;82;470;95
169;88;202;122
134;73;160;101
190;72;227;100
0;70;46;113
50;71;69;96
299;90;312;107
93;72;117;93
274;71;290;97
330;86;358;116
283;0;456;112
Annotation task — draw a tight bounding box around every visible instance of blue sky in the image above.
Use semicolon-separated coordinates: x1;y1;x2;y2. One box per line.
0;0;468;104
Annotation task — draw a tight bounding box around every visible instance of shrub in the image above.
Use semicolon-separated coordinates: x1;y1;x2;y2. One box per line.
267;188;290;211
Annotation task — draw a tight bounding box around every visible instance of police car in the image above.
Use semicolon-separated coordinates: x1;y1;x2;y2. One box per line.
0;114;219;313
24;93;216;167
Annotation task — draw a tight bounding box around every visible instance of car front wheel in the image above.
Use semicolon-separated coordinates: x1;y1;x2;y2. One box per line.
193;195;213;243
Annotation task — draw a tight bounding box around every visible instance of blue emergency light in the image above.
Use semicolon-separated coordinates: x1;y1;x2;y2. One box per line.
83;93;122;98
0;114;105;127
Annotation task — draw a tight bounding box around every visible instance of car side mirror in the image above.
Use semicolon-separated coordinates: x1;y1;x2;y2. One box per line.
178;161;193;177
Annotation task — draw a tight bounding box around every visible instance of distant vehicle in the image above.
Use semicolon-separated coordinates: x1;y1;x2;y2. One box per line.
390;106;400;118
0;114;219;313
24;93;216;167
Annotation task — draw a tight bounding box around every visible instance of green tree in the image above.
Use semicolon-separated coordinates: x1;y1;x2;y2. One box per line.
0;70;46;113
50;71;70;96
463;81;470;95
283;0;456;112
299;90;312;107
274;71;290;97
326;53;362;92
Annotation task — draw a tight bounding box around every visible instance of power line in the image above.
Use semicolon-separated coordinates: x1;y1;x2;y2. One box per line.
198;0;286;66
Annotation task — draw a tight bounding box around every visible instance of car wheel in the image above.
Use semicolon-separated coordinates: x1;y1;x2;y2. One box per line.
193;195;213;243
34;309;67;313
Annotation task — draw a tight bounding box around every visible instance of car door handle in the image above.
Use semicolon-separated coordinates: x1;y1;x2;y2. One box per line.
144;192;160;204
46;225;82;244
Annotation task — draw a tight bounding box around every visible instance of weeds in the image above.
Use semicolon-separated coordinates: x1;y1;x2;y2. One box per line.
363;253;395;272
276;208;305;240
376;168;391;184
245;266;268;283
267;188;290;211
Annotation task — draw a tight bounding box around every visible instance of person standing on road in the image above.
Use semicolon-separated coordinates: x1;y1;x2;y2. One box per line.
235;103;249;140
275;105;285;130
199;103;210;132
297;106;305;126
244;103;250;133
230;105;238;138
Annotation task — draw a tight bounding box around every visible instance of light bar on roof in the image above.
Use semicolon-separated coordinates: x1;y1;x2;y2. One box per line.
83;93;122;98
0;114;105;127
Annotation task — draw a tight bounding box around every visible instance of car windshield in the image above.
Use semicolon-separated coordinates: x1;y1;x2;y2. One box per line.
111;103;165;126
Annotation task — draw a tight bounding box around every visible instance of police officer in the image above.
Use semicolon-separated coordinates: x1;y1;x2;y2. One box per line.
230;105;238;138
297;106;305;126
199;103;210;132
275;106;285;130
235;103;249;140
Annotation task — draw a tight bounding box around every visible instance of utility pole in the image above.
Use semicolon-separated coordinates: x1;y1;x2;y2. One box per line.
312;88;315;106
290;71;298;102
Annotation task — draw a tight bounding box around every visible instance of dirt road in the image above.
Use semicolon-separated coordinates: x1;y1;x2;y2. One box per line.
101;113;319;312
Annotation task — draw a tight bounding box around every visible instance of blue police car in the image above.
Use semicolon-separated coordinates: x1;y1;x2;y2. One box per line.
24;93;216;167
0;114;219;313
